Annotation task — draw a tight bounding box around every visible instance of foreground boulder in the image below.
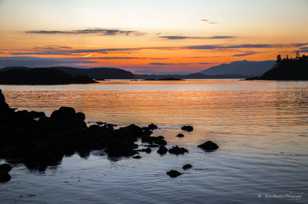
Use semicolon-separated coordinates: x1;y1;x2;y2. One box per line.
198;141;219;152
167;170;182;178
181;125;193;132
0;89;175;173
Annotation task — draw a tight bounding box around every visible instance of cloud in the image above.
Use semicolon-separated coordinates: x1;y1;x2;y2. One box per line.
233;51;259;57
9;42;308;57
0;56;95;67
26;28;145;36
148;62;215;66
198;62;213;65
149;62;173;66
201;19;217;24
208;35;236;39
159;35;236;40
11;46;178;56
185;43;308;50
82;56;167;60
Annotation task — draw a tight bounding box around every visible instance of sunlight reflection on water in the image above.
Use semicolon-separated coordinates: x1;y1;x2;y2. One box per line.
1;79;308;204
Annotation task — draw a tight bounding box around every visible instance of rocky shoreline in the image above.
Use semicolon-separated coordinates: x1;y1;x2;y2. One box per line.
0;89;219;182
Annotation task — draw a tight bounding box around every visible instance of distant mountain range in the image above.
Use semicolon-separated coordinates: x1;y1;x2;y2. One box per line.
0;61;276;84
195;60;275;78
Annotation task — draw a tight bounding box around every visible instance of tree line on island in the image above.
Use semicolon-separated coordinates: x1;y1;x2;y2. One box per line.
249;53;308;80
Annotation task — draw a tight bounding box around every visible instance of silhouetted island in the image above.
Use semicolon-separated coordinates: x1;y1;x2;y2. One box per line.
248;54;308;80
55;67;135;80
0;67;96;85
144;77;184;81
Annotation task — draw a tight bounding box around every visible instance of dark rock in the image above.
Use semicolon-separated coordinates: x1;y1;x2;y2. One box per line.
148;123;158;130
198;141;219;152
0;163;12;183
168;146;189;155
142;136;167;146
177;133;184;138
181;125;193;132
0;90;10;110
133;155;142;159
144;148;152;154
0;164;12;174
157;146;168;155
0;173;11;183
182;164;192;170
166;170;182;178
0;89;190;173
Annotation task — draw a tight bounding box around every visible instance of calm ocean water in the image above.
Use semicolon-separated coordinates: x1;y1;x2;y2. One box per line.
1;79;308;204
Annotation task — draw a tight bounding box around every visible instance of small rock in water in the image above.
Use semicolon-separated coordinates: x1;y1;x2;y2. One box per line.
181;125;193;132
168;146;189;155
139;148;152;154
177;133;184;138
148;123;158;130
198;141;219;152
182;164;193;170
157;146;168;155
167;170;182;178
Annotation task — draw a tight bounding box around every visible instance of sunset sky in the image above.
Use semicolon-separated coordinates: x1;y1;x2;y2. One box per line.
0;0;308;74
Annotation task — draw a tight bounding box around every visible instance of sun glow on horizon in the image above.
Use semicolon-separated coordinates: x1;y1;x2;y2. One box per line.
0;0;307;73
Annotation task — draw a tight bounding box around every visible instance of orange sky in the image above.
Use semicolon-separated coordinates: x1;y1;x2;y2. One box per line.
0;0;307;74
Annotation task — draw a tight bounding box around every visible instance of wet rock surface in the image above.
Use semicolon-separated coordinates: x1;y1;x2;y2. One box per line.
0;163;12;183
176;133;184;138
157;146;168;155
198;141;219;152
181;125;194;132
166;170;182;178
182;164;193;170
168;146;189;155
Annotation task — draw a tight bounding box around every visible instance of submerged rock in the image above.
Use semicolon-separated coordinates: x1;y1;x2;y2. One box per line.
148;123;158;130
176;133;184;138
198;141;219;152
181;125;193;132
157;146;168;155
166;170;182;178
168;146;189;155
182;164;192;170
133;155;142;159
